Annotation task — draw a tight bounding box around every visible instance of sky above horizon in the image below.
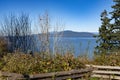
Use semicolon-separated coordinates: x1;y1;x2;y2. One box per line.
0;0;114;32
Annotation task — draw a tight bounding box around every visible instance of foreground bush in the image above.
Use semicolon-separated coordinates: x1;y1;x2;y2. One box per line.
0;37;8;57
0;52;85;74
93;53;120;66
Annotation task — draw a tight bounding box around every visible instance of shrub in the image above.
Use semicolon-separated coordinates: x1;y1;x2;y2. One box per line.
0;37;8;57
93;53;120;66
0;52;85;74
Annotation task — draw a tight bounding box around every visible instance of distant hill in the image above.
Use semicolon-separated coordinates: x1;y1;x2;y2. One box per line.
58;30;95;37
36;30;96;37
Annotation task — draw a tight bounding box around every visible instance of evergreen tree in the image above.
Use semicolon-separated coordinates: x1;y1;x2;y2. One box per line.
95;10;112;54
96;0;120;54
109;0;120;52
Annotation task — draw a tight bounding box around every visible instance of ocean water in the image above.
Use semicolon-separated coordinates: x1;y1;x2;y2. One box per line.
34;36;97;58
49;37;97;58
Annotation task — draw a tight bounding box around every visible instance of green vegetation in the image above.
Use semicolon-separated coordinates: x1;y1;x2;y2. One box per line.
0;52;85;74
95;10;112;54
93;0;120;67
93;53;120;66
95;0;120;54
90;77;99;80
0;37;8;57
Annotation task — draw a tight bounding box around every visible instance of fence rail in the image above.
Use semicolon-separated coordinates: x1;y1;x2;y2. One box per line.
86;65;120;79
2;65;120;80
0;68;92;80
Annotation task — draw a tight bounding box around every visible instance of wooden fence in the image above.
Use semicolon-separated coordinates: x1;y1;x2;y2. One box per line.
2;65;120;80
0;68;92;80
86;65;120;79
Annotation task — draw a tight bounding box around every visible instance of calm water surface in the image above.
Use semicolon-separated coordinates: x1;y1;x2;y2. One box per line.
50;37;97;58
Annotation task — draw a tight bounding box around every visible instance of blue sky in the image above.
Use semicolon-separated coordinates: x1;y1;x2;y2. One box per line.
0;0;114;32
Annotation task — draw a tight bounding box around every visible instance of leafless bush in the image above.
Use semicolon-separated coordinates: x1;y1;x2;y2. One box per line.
0;13;34;53
38;12;50;54
37;12;64;55
52;22;64;55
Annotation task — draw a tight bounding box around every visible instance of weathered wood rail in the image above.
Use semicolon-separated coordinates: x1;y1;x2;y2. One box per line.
86;65;120;79
3;65;120;80
0;68;92;80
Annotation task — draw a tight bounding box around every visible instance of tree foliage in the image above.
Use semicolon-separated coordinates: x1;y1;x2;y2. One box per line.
110;0;120;51
96;0;120;54
95;10;112;54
